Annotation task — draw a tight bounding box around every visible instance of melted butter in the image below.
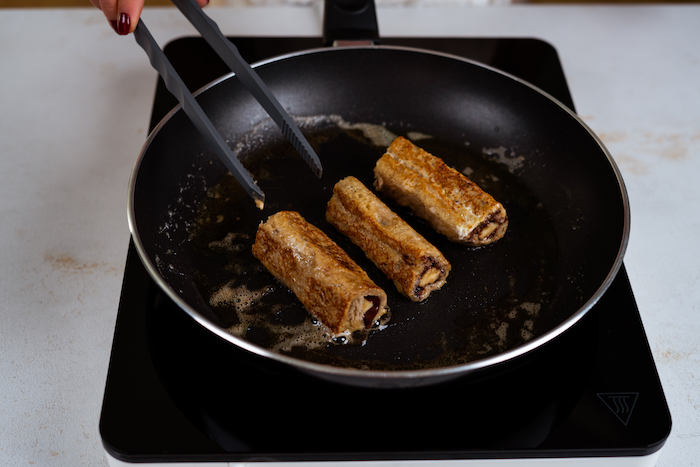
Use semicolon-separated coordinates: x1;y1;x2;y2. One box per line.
209;281;273;312
482;146;525;173
406;131;433;142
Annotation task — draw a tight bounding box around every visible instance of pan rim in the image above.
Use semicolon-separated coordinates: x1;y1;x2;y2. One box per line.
128;43;630;386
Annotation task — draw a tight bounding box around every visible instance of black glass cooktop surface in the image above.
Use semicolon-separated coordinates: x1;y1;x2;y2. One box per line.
99;37;671;464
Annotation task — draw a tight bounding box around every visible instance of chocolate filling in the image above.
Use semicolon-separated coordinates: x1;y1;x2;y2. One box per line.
363;296;382;329
468;209;508;243
413;259;444;297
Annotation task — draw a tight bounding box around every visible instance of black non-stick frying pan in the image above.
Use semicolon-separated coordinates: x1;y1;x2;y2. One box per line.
128;0;629;388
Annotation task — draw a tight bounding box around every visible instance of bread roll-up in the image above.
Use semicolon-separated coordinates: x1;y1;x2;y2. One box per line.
374;137;508;246
326;176;450;302
251;210;388;335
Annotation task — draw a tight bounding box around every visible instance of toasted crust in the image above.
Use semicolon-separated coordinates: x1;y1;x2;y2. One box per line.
251;211;388;335
326;176;450;302
374;137;508;245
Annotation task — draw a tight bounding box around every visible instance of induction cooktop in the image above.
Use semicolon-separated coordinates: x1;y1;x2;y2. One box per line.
99;36;671;466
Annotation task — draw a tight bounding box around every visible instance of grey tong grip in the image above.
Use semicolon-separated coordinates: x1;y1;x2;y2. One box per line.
133;19;265;206
172;0;323;178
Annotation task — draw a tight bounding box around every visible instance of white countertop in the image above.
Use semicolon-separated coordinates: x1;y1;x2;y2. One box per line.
1;4;699;466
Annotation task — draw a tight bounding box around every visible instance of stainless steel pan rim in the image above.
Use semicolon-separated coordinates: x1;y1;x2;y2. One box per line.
128;43;630;388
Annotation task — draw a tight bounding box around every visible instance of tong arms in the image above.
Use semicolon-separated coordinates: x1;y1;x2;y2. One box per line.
133;1;324;208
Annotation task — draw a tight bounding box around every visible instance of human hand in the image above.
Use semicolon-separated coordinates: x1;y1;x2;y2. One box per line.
90;0;210;35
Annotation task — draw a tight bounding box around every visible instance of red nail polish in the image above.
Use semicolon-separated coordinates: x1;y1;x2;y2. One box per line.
117;13;130;35
109;20;118;34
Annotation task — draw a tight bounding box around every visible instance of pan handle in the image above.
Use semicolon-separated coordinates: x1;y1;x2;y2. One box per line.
323;0;380;46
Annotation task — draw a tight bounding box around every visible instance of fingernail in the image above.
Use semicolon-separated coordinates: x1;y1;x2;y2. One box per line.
109;20;118;34
117;12;130;35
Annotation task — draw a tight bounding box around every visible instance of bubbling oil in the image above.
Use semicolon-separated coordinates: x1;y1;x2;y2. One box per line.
206;234;393;352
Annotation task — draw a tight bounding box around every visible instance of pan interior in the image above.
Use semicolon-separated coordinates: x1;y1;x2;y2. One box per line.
187;120;558;371
131;47;626;376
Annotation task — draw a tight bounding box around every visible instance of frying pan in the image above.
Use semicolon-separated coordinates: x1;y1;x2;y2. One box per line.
128;0;629;388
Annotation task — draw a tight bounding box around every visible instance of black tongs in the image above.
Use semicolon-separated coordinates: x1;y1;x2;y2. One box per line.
133;0;323;209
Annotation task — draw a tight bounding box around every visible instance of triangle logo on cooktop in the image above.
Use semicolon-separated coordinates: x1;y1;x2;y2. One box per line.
597;392;639;426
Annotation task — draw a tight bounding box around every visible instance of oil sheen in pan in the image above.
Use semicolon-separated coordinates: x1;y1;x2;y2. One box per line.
188;116;558;372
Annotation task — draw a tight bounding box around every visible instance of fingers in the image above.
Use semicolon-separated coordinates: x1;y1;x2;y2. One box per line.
113;0;144;35
93;0;211;35
92;0;118;21
91;0;136;34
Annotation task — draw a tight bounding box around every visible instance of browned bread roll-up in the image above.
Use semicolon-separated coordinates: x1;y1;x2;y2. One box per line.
326;176;451;302
251;210;388;335
374;136;508;246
